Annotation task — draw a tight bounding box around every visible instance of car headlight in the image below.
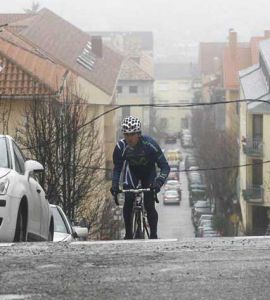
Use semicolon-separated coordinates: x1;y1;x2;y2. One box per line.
0;178;9;195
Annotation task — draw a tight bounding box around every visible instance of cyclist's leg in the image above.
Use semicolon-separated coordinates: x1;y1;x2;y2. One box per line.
142;171;158;239
123;164;139;239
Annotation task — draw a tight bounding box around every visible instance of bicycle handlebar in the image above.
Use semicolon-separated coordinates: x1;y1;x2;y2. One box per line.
120;188;151;193
119;188;159;203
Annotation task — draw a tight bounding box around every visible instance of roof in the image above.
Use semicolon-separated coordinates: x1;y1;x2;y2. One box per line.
198;43;226;75
0;13;34;26
250;37;264;65
239;64;267;99
119;57;153;81
0;30;68;96
89;31;154;52
154;63;200;80
239;60;270;114
223;46;252;89
9;8;123;96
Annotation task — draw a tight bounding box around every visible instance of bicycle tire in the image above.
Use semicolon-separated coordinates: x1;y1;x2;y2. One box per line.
132;209;144;239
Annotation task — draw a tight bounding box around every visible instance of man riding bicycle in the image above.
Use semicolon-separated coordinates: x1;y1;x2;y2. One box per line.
110;116;170;239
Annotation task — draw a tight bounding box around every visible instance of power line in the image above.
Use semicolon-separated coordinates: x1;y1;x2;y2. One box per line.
21;98;270;150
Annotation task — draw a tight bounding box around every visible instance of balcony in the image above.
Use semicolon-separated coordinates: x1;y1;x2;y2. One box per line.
242;186;264;204
242;138;263;157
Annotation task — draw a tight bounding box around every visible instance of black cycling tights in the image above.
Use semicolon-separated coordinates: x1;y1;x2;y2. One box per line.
123;192;158;238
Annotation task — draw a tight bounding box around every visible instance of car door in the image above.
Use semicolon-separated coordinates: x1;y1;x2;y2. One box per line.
12;142;41;240
35;178;50;240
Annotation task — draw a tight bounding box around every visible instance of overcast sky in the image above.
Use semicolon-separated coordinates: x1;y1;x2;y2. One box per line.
1;0;270;59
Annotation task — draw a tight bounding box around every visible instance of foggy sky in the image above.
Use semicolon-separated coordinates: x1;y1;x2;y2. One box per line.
1;0;270;58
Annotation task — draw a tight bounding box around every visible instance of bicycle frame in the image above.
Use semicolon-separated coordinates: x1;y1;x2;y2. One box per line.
121;188;151;239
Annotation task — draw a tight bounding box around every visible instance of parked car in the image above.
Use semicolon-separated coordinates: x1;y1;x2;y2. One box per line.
192;201;212;226
164;134;177;144
163;189;180;205
0;135;54;242
189;188;207;206
166;149;183;162
164;180;181;195
50;204;88;242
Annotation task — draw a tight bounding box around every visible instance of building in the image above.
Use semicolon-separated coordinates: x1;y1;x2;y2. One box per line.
154;63;200;137
239;39;270;235
0;8;123;176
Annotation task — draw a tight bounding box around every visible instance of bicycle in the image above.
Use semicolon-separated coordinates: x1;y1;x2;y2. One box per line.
115;187;159;239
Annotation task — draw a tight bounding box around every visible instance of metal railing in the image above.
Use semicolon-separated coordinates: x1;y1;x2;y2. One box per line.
242;138;263;157
242;185;264;204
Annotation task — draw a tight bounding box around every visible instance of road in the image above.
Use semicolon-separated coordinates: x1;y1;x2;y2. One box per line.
157;140;195;239
1;237;270;300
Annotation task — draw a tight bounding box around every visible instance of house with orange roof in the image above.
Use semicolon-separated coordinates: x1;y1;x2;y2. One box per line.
0;28;68;134
0;8;123;179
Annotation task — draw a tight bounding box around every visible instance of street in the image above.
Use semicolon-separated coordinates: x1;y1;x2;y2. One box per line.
1;237;270;299
157;140;195;239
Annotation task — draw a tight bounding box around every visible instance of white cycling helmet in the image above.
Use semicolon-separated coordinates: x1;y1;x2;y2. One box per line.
121;116;141;134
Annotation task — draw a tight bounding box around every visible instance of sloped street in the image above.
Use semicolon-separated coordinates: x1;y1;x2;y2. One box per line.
1;237;270;300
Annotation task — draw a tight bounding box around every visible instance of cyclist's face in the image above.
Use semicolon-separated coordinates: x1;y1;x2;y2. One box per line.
124;133;140;147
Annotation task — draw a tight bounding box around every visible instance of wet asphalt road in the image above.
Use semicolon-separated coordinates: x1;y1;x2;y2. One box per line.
1;237;270;300
157;141;194;239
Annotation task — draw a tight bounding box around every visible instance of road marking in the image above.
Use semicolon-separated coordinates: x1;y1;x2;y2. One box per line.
71;238;178;245
234;236;270;240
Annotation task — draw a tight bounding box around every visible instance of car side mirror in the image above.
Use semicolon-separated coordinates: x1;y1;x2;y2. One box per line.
25;160;44;180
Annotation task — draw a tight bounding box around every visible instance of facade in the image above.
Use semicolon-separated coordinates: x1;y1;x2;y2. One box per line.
90;31;155;137
154;63;200;136
239;39;270;235
117;55;154;137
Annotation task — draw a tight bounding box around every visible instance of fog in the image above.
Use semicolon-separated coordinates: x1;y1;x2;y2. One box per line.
1;0;270;60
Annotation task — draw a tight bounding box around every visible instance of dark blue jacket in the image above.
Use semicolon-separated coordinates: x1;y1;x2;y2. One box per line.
112;135;170;186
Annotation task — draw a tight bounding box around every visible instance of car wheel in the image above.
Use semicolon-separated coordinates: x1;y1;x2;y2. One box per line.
48;229;53;241
14;206;26;242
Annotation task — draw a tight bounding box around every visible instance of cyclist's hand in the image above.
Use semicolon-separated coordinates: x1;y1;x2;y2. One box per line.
114;195;119;206
150;178;163;194
110;184;120;196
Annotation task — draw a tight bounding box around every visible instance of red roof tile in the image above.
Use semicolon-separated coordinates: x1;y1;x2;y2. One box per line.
0;30;68;96
250;37;265;64
223;46;251;89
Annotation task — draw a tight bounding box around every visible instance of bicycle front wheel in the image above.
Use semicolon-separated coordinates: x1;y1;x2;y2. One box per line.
131;209;145;239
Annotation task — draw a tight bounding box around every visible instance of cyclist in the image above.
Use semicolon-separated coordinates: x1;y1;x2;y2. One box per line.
110;116;170;239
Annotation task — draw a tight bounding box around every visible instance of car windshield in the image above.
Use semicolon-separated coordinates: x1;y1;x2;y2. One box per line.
0;137;9;168
51;206;70;234
165;190;178;197
167;181;178;185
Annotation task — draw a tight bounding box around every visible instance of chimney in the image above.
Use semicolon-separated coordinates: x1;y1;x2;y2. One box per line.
91;36;103;58
229;29;237;59
264;30;270;39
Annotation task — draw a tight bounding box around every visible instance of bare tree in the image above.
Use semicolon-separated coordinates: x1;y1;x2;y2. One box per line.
191;106;238;214
17;83;106;228
0;99;12;134
24;1;40;14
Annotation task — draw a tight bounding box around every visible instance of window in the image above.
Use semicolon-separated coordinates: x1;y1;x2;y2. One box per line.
117;86;122;94
178;81;190;91
129;86;138;94
12;142;25;174
253;115;263;140
157;83;169;91
252;159;263;186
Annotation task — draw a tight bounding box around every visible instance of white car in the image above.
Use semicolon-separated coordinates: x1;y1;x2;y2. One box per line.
0;135;54;242
50;204;89;242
